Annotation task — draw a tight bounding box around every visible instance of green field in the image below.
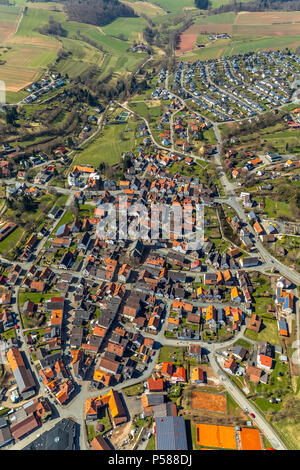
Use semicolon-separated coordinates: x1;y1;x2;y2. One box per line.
121;1;166;17
3;0;300;102
0;5;62;99
53;210;74;233
1;328;16;341
16;6;66;37
0;4;23;42
56;17;148;81
73;120;137;168
55;36;104;78
150;0;195;12
130;100;163;121
273;419;300;450
123;383;144;396
195;11;235;25
261;198;291;220
0;226;25;256
1;3;149;101
102;16;147;41
184;33;300;62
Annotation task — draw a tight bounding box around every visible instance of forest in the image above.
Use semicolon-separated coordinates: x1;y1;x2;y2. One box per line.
31;0;136;26
210;0;300;13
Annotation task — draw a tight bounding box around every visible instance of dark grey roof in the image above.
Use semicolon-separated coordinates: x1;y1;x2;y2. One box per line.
21;389;36;401
23;419;77;450
168;271;186;282
13;365;35;393
242;257;259;266
45;299;65;311
145;393;165;407
74;309;90;321
155;416;188;450
70;327;83;348
0;425;13;448
40;352;62;369
89;335;102;349
233;346;247;359
49;206;60;217
278;319;288;329
0;417;7;429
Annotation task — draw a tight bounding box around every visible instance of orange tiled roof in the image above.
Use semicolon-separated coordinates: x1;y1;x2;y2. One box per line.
161;362;173;376
7;347;24;372
73;166;95;173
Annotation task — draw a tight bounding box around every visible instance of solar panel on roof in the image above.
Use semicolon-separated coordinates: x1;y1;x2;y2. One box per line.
155;417;188;450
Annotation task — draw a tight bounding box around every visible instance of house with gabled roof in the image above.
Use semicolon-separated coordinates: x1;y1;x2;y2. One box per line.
231;287;241;302
171;367;186;384
246;365;262;384
191;367;205;383
161;362;173;378
278;318;289;337
249;314;262;333
224;357;238;374
147;378;164;392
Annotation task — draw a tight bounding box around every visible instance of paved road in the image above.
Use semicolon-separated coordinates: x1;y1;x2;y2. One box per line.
117;101;206;162
209;354;286;450
218;197;300;286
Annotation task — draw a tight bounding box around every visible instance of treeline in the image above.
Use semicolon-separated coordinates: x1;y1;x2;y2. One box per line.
194;0;211;9
222;109;289;143
75;32;105;52
63;0;135;27
211;0;300;14
80;66;140;101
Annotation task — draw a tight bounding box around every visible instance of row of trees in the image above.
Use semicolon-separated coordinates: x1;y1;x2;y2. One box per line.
212;0;300;14
222;110;288;143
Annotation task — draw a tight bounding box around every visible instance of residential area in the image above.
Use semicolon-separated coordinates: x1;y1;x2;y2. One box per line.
0;33;299;452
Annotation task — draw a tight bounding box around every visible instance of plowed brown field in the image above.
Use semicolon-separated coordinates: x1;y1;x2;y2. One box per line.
191;391;227;413
176;26;199;54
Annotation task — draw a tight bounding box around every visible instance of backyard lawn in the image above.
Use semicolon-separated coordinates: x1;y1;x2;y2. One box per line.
1;328;16;341
19;290;61;307
245;318;279;344
123;383;144;396
158;346;186;364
